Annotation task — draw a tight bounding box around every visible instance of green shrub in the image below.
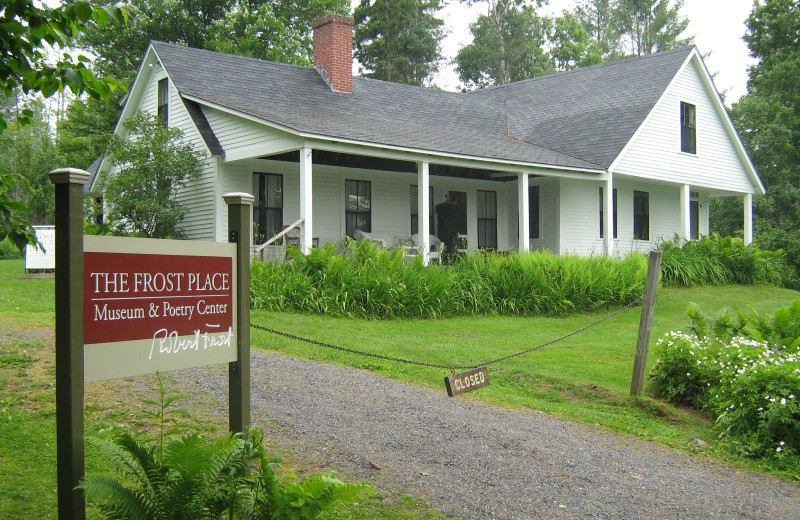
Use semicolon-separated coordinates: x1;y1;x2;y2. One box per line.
81;427;370;520
650;330;800;460
659;234;793;287
251;241;647;318
648;331;723;409
0;238;22;259
686;300;800;350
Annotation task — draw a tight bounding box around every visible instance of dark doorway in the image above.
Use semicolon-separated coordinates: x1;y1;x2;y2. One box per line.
690;200;699;239
436;191;467;252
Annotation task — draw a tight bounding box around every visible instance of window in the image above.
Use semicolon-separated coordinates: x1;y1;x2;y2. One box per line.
92;197;104;225
599;187;617;239
157;78;169;125
477;190;497;249
633;190;649;240
410;185;434;235
680;101;696;154
690;200;699;240
252;173;282;245
529;186;540;239
345;180;371;237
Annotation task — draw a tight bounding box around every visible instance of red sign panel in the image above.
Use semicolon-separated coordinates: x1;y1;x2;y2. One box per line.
84;252;234;345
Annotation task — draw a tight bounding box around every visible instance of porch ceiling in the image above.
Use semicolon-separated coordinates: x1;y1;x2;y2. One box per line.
262;149;538;182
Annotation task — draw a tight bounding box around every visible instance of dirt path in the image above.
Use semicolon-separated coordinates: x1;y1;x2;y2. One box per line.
142;350;799;520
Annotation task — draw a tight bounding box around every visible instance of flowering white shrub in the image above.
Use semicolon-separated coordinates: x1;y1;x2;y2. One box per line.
650;331;800;458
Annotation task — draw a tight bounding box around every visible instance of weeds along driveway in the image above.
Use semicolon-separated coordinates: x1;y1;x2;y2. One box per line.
147;349;800;520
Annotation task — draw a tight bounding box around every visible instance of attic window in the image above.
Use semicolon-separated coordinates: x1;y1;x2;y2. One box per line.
680;101;696;154
157;78;168;125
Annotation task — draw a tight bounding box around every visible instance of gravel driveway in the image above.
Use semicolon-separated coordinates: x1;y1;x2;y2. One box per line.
155;349;799;520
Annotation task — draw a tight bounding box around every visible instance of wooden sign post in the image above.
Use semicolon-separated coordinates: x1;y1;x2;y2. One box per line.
50;168;90;520
224;192;253;433
50;168;254;518
630;250;662;396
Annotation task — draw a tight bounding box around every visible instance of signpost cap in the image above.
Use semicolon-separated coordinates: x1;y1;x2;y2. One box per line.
49;168;92;185
223;192;255;206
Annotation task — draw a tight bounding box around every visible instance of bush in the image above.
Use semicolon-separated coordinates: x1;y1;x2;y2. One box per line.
0;237;22;259
82;427;370;520
659;234;793;287
251;240;648;318
686;300;800;350
81;377;370;520
650;330;800;460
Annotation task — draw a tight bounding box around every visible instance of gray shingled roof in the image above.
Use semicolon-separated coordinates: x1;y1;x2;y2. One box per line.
150;41;694;171
468;47;695;168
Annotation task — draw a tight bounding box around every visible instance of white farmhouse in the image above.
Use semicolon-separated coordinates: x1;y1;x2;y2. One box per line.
93;14;764;262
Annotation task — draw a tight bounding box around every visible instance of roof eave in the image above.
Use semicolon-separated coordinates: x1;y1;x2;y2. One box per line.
180;93;606;177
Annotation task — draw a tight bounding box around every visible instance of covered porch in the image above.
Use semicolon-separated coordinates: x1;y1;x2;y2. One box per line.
219;136;604;263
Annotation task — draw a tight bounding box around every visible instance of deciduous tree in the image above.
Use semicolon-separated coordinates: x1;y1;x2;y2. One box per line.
574;0;623;60
455;0;553;88
0;0;124;250
550;10;604;70
208;0;349;65
614;0;692;56
723;0;800;269
101;112;204;238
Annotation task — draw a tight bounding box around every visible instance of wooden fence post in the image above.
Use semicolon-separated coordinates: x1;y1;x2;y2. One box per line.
50;168;91;520
630;250;662;396
224;192;253;433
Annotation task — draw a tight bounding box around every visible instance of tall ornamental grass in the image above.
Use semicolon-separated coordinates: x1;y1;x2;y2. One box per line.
659;234;793;287
250;240;647;318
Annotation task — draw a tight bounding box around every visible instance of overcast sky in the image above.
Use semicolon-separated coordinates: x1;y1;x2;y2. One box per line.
421;0;757;105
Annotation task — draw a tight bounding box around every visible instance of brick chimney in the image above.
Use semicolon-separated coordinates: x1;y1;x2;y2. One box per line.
312;14;354;93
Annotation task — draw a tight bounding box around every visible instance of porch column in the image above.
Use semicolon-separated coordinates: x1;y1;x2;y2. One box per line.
518;172;530;252
604;171;614;255
680;184;691;242
299;146;313;254
744;193;753;245
418;160;431;265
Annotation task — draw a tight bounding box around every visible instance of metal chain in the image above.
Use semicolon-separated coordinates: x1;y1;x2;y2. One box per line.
250;296;644;371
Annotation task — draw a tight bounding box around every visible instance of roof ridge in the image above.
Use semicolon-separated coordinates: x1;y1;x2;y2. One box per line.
468;46;696;95
150;40;316;74
356;75;466;97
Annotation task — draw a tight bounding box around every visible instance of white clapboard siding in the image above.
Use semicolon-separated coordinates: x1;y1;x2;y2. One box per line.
528;178;560;253
558;178;683;255
110;68;216;241
204;107;291;152
165;78;216;241
613;59;753;194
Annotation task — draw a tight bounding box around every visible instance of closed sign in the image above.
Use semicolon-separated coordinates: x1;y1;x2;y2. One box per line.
444;367;490;397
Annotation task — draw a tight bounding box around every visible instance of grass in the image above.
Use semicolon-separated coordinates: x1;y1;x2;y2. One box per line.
250;284;800;479
0;259;446;520
2;257;798;520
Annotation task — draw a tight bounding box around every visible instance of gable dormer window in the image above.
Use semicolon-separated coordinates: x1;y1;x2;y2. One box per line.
157;78;168;125
680;101;696;154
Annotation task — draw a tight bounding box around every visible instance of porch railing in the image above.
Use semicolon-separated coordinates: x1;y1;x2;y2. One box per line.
255;218;303;262
255;218;304;252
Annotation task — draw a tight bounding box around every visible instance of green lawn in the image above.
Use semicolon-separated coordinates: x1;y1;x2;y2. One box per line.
0;260;446;520
250;284;800;474
1;258;798;519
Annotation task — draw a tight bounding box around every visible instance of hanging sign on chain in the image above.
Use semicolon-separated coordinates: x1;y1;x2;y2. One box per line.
444;366;490;397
